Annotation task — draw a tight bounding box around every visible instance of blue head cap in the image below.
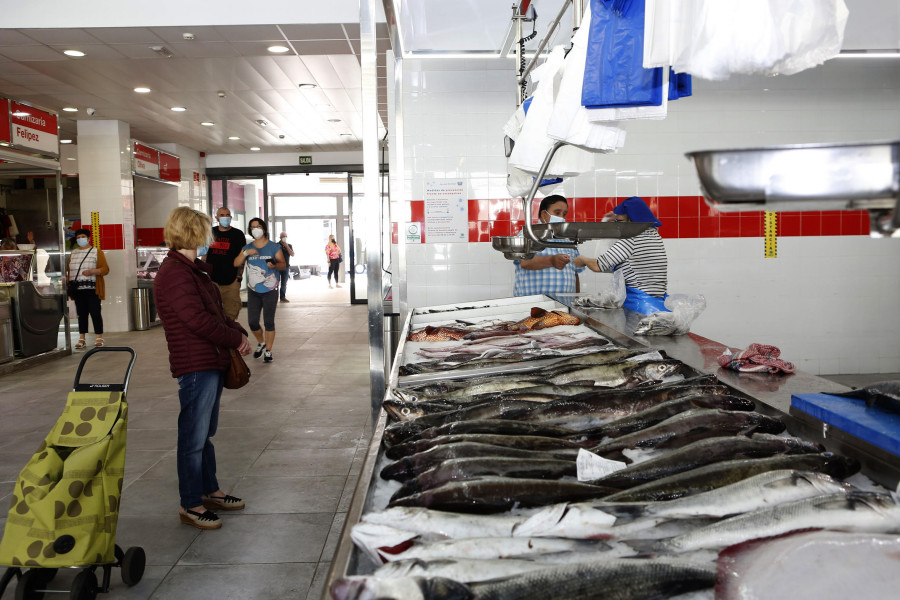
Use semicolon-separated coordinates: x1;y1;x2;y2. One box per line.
612;196;662;227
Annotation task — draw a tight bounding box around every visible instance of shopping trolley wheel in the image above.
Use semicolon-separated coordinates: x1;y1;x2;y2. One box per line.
69;569;97;600
120;547;146;586
14;568;45;600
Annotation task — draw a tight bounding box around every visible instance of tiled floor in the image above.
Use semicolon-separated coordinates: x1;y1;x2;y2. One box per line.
0;281;370;600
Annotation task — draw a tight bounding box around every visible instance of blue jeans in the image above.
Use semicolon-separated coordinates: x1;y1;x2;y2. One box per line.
278;269;289;299
176;370;223;509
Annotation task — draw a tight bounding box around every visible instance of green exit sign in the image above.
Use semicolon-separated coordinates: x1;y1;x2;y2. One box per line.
299;156;313;165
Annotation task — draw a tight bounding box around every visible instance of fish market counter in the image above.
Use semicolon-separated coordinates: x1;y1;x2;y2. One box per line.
565;301;900;490
323;296;900;599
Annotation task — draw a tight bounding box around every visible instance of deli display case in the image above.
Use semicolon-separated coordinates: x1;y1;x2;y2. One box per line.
324;295;900;599
0;250;65;358
135;246;168;325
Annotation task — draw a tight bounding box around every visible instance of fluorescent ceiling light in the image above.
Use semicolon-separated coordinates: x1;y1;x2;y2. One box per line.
170;106;187;112
836;50;900;59
328;118;341;123
267;45;290;53
60;139;73;144
201;121;215;126
133;87;151;93
250;146;261;151
63;50;85;57
228;136;240;140
62;107;78;112
298;83;317;89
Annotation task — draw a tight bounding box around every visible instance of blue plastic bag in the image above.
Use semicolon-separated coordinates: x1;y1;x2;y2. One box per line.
582;0;663;109
667;69;692;100
623;286;670;315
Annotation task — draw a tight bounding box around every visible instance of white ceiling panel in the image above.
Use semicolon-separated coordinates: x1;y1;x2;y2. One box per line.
329;55;363;89
291;40;354;56
148;26;228;44
0;45;67;61
22;29;102;45
301;55;345;89
48;44;127;60
280;24;348;40
165;42;240;59
83;28;166;44
216;25;286;43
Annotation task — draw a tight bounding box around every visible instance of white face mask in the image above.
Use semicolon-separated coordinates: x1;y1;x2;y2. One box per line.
251;228;264;239
281;237;288;243
76;237;89;247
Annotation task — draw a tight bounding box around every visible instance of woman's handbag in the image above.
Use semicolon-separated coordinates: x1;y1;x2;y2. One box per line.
67;248;93;299
224;347;251;389
338;251;343;264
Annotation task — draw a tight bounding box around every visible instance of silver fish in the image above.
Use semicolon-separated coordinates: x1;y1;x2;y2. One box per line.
547;359;682;387
361;506;525;539
385;433;584;460
657;491;900;553
386;536;606;562
374;558;560;584
468;558;717;600
330;576;471;600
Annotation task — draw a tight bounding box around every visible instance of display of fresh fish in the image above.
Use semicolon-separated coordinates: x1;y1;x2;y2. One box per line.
385;535;605;563
388;477;618;513
374;557;560;584
546;359;682;387
655;491;900;553
383;419;576;447
467;558;717;600
603;453;861;502
829;380;900;416
408;325;470;342
578;393;756;439
330;575;472;600
385;433;584;460
507;307;581;331
588;409;786;457
361;506;526;539
392;457;578;500
716;531;900;600
588;434;823;489
597;470;857;521
380;442;578;482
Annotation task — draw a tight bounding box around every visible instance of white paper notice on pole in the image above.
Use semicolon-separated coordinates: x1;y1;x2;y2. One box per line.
424;179;468;243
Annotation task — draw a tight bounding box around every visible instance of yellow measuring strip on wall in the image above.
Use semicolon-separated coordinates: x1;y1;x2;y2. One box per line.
764;211;777;258
90;212;101;249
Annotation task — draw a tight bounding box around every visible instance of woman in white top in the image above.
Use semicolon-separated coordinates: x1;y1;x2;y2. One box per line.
67;228;110;349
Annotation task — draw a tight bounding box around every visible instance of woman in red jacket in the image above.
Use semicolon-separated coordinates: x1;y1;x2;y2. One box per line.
154;207;252;530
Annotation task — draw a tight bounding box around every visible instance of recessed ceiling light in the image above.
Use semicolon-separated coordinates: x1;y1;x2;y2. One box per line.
171;106;187;112
267;45;290;54
182;33;195;41
254;119;268;127
63;50;85;57
328;118;341;123
66;157;77;160
62;107;78;112
200;121;215;127
228;136;240;140
340;133;353;137
134;87;151;94
298;83;317;89
250;147;261;151
60;139;73;144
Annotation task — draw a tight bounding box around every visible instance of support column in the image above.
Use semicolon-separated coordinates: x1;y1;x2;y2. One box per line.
76;120;137;332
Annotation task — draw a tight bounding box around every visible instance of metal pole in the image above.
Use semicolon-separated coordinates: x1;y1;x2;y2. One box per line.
522;141;577;249
517;0;574;87
514;5;523;107
362;0;386;422
57;172;71;351
573;0;585;29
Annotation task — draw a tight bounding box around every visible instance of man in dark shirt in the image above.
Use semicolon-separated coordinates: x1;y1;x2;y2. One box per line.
277;231;295;303
205;207;246;319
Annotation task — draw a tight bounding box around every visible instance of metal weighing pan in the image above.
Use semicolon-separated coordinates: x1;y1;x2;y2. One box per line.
686;140;900;212
532;221;651;241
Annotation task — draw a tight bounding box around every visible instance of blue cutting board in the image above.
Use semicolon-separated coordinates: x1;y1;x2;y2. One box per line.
792;393;900;457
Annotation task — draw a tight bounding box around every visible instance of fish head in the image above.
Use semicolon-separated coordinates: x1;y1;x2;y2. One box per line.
635;360;683;382
793;471;857;495
383;401;425;422
746;413;786;435
391;479;420;502
392;389;419;403
329;577;375;600
821;453;862;479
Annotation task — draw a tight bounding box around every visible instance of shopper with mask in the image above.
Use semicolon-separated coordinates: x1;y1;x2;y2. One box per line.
277;231;294;302
67;228;110;349
205;207;246;320
513;194;585;297
233;218;285;363
154;207;251;530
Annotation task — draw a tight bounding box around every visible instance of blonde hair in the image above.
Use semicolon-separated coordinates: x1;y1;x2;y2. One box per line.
164;207;212;250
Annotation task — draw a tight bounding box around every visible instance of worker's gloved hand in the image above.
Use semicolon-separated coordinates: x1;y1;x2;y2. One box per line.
550;254;570;270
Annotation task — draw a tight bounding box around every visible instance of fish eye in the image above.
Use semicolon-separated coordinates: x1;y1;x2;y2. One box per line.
401;407;410;416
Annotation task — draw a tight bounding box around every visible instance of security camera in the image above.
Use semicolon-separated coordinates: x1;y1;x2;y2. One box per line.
86;108;96;116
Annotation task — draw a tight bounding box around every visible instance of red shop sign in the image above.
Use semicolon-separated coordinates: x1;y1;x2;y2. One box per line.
10;101;58;155
133;142;160;179
0;98;10;145
159;152;180;183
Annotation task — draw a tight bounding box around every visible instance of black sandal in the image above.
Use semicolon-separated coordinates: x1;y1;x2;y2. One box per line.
180;508;222;530
202;493;245;511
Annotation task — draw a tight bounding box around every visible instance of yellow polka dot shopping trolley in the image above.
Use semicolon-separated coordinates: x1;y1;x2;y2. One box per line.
0;347;145;600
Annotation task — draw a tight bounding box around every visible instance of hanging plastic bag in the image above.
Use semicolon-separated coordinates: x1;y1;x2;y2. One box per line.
574;269;626;309
634;293;706;335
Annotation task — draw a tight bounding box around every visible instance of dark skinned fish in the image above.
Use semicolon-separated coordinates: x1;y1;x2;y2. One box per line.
385;433;585;460
829;381;900;416
576;393;756;440
380;442;579;482
383;419;576;448
468;558;716;600
589;409;786;457
603;452;861;502
388;476;618;513
588;434;824;489
547;359;682;387
391;457;578;501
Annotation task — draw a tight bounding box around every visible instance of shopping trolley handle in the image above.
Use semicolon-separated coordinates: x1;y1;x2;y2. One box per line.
73;346;137;393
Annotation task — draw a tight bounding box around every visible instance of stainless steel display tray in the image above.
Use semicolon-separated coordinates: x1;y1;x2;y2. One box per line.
491;235;544;260
686;141;900;212
531;221;651;241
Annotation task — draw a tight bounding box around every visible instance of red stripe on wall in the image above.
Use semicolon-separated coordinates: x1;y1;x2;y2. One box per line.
402;196;870;243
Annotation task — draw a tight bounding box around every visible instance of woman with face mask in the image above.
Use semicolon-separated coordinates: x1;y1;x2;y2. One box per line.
233;218;285;363
575;196;668;314
325;234;342;289
67;228;110;349
154;207;252;529
513;194;585;297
